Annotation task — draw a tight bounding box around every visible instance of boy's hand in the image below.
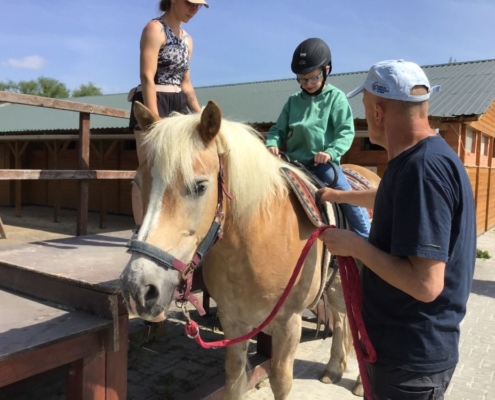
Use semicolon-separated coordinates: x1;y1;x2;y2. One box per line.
314;152;331;165
268;147;280;156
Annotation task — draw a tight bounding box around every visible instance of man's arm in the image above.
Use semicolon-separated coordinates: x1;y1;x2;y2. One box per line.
319;229;446;302
317;187;377;210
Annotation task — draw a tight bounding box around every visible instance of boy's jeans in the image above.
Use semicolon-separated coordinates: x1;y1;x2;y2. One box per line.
313;162;370;239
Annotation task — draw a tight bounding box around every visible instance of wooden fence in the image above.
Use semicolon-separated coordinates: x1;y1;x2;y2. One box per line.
0;91;135;237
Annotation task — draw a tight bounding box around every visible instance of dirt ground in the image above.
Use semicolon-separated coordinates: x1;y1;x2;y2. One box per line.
0;205;135;246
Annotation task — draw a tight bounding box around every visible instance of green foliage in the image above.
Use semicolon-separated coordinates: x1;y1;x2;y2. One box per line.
0;77;102;98
476;249;491;259
72;82;102;97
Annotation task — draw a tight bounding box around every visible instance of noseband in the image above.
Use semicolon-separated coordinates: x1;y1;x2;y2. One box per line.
127;155;233;315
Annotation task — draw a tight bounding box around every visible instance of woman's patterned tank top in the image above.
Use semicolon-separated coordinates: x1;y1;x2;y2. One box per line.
153;18;189;86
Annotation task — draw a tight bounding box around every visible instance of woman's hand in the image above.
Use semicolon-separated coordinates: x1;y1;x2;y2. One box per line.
268;147;280;156
314;152;331;165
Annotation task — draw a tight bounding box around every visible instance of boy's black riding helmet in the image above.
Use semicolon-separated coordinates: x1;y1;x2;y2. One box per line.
291;38;332;75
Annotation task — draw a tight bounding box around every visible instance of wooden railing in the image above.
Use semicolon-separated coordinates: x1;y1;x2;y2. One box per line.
0;91;135;237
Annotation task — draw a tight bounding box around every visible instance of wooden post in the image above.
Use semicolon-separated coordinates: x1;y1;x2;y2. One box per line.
459;123;467;164
486;137;494;232
10;141;29;218
77;113;91;236
0;216;6;239
105;313;129;400
475;130;483;235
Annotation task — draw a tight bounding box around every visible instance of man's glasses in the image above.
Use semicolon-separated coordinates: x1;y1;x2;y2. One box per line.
296;71;323;85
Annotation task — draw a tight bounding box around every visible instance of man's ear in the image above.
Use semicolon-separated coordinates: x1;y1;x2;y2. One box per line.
374;102;385;126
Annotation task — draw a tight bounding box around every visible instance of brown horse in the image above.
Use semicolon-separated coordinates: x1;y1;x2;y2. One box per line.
119;101;380;399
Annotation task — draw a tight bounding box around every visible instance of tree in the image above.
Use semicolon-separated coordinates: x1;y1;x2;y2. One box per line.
0;77;103;98
0;76;70;98
72;82;102;97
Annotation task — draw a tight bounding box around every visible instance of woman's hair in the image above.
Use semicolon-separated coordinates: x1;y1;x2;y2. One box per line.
159;0;172;12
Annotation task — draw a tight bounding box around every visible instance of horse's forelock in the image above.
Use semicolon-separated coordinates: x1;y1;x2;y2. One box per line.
143;113;206;190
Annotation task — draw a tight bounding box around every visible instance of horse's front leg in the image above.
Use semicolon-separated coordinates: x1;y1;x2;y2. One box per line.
320;306;347;384
269;313;302;400
218;309;250;400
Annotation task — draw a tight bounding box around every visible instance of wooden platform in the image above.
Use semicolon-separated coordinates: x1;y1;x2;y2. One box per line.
0;231;130;399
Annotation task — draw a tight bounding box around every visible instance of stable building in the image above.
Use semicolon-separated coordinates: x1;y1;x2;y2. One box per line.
1;59;494;234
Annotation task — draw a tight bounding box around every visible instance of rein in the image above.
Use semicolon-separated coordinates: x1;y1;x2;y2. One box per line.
127;155;233;316
183;225;377;400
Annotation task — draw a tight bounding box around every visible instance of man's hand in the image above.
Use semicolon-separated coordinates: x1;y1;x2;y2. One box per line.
314;152;331;165
318;228;363;257
268;147;280;156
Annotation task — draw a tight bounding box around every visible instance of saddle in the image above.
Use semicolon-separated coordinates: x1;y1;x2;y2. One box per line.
280;163;373;338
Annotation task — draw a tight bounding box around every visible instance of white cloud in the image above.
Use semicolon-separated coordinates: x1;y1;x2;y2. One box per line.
2;55;46;69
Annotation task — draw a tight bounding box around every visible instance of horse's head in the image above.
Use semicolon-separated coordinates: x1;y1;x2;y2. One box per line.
119;101;224;322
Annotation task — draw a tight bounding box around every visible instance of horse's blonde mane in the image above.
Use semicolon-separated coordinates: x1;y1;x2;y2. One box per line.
143;112;311;221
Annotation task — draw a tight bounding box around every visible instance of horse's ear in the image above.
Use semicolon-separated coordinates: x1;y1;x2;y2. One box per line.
197;100;222;144
133;101;160;132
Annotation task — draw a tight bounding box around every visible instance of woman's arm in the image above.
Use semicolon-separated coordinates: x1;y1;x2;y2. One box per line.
181;35;201;113
139;20;165;117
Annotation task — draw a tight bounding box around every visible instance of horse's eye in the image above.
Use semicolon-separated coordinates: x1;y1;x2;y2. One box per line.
186;180;208;197
194;183;207;196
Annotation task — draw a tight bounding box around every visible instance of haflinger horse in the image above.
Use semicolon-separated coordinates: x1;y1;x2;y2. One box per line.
119;100;380;400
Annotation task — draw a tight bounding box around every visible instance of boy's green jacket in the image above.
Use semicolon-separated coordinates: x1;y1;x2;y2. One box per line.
265;84;355;165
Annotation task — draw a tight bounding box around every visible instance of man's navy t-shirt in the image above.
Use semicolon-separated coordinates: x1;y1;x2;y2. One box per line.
363;135;476;372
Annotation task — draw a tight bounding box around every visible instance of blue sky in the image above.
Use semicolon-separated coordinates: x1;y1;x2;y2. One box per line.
1;0;494;95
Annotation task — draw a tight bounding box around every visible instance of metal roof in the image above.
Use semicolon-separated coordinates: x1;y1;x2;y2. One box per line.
1;59;495;133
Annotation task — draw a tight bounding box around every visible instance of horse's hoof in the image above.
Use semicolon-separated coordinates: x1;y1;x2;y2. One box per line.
319;370;342;384
352;382;364;397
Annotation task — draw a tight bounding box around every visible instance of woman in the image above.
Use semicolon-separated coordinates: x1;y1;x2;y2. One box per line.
128;0;207;234
266;38;370;238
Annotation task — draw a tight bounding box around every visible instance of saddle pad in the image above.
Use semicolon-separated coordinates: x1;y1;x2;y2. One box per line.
280;167;328;227
342;167;372;191
341;167;374;219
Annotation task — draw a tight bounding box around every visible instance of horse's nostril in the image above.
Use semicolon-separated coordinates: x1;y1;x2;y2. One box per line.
144;284;159;303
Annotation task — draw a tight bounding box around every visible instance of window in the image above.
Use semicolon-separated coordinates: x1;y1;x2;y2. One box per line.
481;134;489;156
362;138;385;151
465;129;475;153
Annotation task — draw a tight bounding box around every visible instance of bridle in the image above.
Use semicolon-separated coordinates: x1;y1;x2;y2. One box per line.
127;155;233;315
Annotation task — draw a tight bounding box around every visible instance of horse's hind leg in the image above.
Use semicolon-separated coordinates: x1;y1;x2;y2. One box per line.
320;306;347;384
269;314;302;400
218;310;250;400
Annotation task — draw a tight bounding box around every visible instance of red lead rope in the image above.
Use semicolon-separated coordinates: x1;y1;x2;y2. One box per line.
184;225;376;399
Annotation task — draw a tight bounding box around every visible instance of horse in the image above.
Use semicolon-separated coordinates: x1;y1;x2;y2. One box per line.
119;100;380;399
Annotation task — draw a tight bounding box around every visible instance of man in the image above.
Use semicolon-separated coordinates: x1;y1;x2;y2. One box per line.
318;59;476;399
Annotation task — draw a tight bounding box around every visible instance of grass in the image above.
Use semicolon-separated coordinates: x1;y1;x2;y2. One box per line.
476;249;492;259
